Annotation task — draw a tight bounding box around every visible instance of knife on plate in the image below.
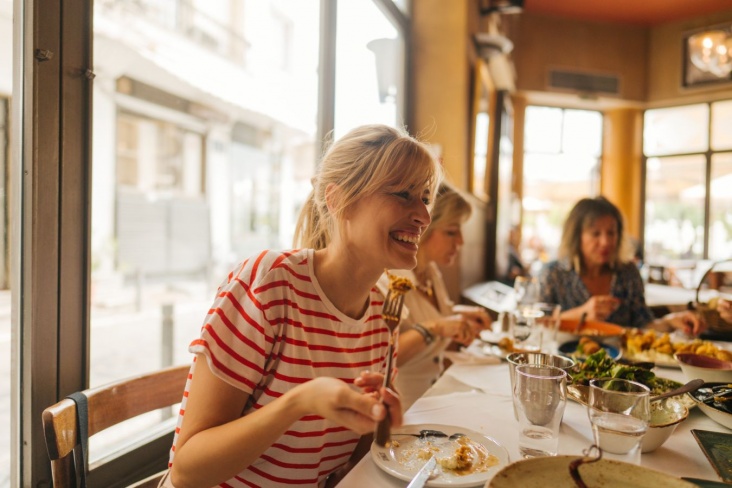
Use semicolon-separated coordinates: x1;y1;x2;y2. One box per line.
406;456;437;488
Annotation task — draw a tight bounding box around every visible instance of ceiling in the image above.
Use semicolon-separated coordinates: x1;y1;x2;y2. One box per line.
521;0;732;27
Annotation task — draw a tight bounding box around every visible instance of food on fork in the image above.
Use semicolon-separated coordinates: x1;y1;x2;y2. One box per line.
386;271;415;295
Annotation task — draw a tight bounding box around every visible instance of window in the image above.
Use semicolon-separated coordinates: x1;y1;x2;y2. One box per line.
13;0;411;484
88;0;321;463
333;0;405;138
521;106;602;272
0;0;11;483
643;101;732;264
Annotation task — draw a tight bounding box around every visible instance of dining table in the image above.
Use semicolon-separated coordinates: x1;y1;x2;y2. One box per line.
336;350;730;487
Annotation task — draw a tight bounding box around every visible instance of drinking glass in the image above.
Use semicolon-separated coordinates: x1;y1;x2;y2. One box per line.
510;307;543;352
513;364;567;458
587;378;650;464
513;276;540;309
534;303;562;353
507;352;575;420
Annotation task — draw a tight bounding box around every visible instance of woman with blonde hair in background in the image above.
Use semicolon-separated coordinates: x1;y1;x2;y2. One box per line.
384;182;491;409
164;124;442;488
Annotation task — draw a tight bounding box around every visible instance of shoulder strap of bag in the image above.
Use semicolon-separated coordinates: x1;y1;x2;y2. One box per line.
66;392;88;488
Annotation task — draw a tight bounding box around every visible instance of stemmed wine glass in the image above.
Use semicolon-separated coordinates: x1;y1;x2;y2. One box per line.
512;277;542;350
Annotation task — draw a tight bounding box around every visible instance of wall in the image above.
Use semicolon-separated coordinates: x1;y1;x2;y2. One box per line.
411;0;476;300
647;10;732;105
510;13;648;103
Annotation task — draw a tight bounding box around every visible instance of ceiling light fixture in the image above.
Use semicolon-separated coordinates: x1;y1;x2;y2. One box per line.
688;28;732;78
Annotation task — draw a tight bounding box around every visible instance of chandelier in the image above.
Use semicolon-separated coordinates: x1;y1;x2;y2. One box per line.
688;29;732;78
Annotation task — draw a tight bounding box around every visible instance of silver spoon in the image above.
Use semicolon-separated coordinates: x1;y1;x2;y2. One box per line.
650;378;704;403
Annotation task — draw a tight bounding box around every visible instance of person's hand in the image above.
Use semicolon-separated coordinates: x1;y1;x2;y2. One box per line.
452;305;492;333
665;310;706;336
582;295;621;321
353;370;384;393
291;376;397;435
717;298;732;322
427;314;476;346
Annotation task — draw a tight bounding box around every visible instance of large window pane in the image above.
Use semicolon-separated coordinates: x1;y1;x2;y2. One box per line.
563;109;602;156
644;104;709;156
0;0;11;482
645;155;706;262
90;0;320;462
709;152;732;260
525;106;562;153
522;106;601;272
334;0;403;138
711;100;732;151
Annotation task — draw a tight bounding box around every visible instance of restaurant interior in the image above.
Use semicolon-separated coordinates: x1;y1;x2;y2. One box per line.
3;0;732;486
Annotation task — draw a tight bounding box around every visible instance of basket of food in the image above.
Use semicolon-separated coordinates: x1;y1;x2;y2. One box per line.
693;260;732;333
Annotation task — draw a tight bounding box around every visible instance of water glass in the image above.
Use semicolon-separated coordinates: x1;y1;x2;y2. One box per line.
513;276;540;308
534;303;562;353
513;364;567;458
587;378;650;465
507;352;575;420
510;308;543;352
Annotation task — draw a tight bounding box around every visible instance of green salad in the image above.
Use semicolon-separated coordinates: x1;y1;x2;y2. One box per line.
568;349;672;394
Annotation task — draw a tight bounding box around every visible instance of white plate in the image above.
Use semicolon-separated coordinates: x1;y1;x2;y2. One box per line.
486;455;697;487
371;423;510;487
624;349;680;368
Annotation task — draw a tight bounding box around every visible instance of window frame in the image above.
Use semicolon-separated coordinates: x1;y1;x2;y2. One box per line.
15;0;412;484
642;100;732;261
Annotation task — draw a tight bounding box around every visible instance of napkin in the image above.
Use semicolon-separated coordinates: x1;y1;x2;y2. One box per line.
443;350;502;366
443;363;511;395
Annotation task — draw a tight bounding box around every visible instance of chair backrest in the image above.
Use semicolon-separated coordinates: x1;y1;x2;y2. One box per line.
42;364;190;488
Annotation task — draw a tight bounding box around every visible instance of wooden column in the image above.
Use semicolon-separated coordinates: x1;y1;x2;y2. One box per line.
601;107;644;240
411;0;470;188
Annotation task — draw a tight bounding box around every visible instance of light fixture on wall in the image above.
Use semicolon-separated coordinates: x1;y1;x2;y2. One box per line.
688;28;732;78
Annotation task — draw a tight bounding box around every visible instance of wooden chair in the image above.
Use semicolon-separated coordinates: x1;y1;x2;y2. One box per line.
42;364;189;488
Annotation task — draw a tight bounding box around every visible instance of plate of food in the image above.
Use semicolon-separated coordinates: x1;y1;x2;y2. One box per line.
623;329;732;368
566;349;697;410
555;318;625;344
689;383;732;430
371;424;509;487
478;332;539;360
558;337;622;361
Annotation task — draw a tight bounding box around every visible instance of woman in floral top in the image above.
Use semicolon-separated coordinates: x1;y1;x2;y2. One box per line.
539;197;704;335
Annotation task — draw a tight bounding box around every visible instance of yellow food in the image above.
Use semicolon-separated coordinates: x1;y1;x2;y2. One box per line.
578;337;601;355
708;296;719;310
624;329;732;362
386;271;415;295
498;337;515;352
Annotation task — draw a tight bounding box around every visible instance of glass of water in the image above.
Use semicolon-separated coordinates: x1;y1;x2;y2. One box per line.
587;378;650;464
514;364;567;458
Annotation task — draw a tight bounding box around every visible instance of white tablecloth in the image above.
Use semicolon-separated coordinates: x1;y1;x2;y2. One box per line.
337;363;729;487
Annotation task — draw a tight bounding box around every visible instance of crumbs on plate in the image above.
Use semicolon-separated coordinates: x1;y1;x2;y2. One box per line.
395;436;499;476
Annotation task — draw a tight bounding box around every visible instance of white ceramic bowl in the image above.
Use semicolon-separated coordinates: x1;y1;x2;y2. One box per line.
641;399;689;453
675;353;732;384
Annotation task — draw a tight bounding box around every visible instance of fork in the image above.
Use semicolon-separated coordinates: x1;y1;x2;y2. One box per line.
374;289;406;446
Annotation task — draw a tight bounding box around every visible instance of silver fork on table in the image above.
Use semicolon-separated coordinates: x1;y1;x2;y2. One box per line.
374;289;406;446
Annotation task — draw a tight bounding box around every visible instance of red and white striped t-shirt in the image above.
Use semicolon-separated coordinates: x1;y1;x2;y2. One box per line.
169;249;391;487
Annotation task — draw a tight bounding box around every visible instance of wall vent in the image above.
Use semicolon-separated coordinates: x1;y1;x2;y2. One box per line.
548;70;620;95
